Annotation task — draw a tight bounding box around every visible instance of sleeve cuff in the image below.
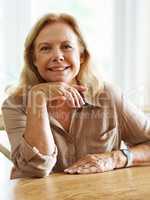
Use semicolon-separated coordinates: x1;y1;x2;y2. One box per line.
21;137;57;162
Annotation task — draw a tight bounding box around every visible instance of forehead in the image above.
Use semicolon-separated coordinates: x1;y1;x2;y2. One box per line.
34;22;79;45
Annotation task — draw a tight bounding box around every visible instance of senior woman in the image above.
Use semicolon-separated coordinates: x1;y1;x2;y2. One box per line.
2;13;150;179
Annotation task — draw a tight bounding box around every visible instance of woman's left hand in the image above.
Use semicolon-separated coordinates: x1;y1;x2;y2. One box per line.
64;152;118;174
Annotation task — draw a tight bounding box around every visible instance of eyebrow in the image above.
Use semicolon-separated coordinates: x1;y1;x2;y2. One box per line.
36;40;73;47
36;42;51;48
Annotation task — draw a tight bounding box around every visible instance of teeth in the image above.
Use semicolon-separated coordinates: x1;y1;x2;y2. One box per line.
51;68;65;71
48;67;69;71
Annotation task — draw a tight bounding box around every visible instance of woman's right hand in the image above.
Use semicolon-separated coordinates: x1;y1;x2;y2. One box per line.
28;82;87;109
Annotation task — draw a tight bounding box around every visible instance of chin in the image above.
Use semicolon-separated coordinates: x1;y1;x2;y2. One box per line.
45;79;69;83
45;77;72;83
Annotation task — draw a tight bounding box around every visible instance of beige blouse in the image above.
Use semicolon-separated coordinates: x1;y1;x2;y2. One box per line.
2;82;150;179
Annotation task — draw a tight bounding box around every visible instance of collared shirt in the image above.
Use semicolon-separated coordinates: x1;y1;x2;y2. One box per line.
2;82;150;179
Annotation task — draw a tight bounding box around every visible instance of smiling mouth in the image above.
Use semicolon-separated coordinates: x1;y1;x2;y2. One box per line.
48;66;70;71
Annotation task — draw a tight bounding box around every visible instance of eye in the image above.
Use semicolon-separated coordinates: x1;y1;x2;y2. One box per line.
62;44;73;50
40;46;52;52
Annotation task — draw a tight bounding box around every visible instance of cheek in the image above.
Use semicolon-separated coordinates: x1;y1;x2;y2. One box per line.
71;51;81;65
36;55;45;64
35;56;48;71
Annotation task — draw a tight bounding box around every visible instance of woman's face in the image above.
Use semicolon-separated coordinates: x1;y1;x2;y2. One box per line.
33;22;82;84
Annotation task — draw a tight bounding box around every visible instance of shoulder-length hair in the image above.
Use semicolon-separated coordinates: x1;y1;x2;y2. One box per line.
12;13;104;97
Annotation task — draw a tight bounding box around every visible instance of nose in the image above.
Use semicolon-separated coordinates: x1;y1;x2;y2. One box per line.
51;48;64;63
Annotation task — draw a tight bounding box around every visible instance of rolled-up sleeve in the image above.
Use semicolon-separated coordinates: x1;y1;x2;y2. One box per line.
11;137;57;178
2;96;57;179
107;83;150;145
120;94;150;145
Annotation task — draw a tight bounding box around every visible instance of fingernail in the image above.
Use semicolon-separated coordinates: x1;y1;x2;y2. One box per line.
64;169;73;173
68;170;73;174
81;101;85;106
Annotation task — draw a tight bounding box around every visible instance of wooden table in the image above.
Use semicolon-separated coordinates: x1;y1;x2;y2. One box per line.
1;166;150;200
0;131;12;183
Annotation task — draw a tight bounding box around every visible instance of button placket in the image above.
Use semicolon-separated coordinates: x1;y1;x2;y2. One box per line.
67;109;78;165
68;142;76;165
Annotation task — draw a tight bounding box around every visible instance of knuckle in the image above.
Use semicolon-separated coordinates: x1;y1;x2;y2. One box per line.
86;154;92;159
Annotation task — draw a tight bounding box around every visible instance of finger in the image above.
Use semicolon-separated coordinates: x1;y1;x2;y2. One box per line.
58;84;86;107
48;96;66;108
65;90;76;108
66;158;89;169
69;89;81;107
72;88;85;106
49;95;66;102
57;86;76;108
77;166;98;174
53;82;87;93
48;86;64;99
64;162;98;174
64;168;77;174
72;84;87;92
64;160;90;174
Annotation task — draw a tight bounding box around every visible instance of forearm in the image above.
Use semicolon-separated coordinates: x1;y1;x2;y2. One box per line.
24;91;56;155
113;143;150;169
128;143;150;166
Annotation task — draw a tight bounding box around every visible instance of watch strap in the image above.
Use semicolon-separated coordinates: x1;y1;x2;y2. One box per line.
120;149;133;167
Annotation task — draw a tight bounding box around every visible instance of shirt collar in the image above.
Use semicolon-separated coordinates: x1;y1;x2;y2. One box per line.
81;84;108;108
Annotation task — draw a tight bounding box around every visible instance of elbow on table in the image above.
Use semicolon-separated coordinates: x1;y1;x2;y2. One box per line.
31;167;53;178
11;161;56;179
32;157;57;178
11;143;58;179
11;155;57;179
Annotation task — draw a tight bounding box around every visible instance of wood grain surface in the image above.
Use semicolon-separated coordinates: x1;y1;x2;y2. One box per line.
1;166;150;200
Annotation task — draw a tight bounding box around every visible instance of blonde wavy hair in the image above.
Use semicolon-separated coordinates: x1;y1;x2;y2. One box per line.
13;13;104;97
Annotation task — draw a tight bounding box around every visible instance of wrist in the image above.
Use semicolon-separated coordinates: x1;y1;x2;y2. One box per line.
28;89;47;108
112;150;127;169
120;149;133;167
